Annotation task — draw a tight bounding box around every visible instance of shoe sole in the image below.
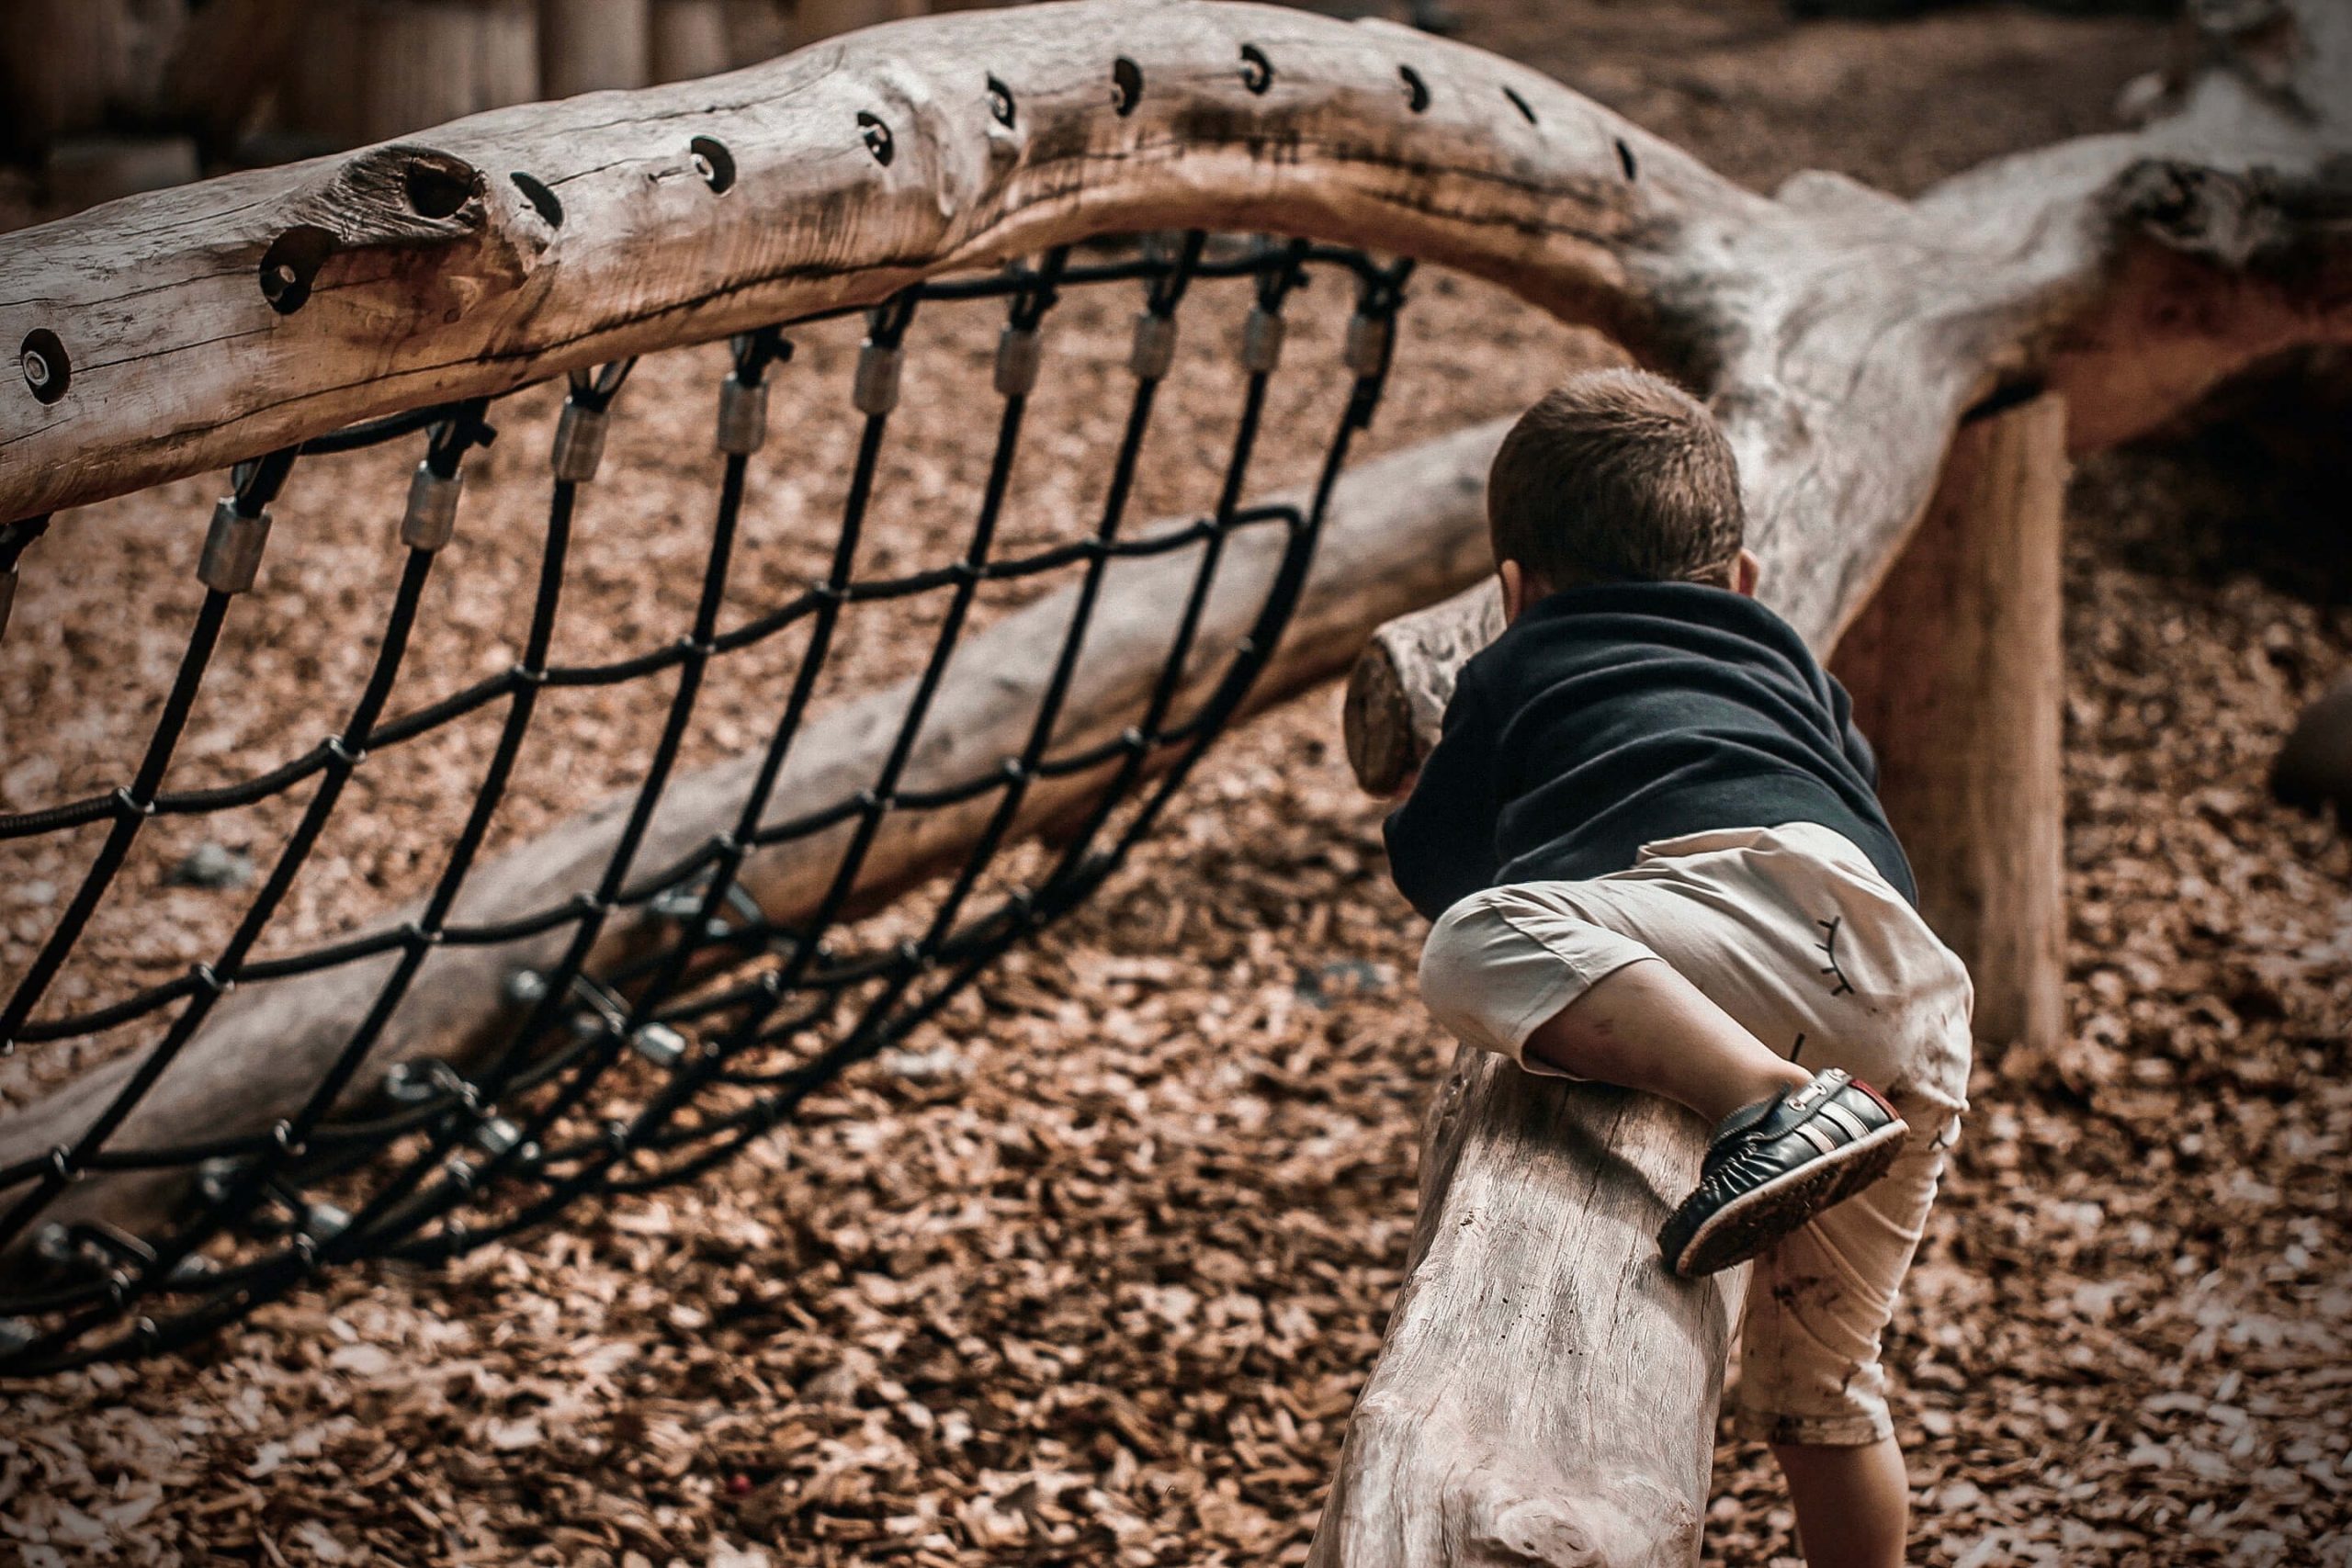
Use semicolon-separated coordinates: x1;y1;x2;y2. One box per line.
1667;1118;1910;1279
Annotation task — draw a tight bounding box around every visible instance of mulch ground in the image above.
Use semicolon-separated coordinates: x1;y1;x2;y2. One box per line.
8;2;2351;1564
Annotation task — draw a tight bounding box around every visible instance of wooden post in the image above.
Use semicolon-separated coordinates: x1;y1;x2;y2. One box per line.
356;1;540;147
650;0;734;80
158;0;311;155
281;6;368;148
538;0;650;96
1829;393;2070;1057
0;0;132;157
791;0;923;47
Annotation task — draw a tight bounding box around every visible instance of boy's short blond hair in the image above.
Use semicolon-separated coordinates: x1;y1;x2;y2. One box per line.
1487;368;1746;589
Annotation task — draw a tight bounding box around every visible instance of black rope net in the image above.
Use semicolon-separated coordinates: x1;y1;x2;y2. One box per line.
0;233;1409;1374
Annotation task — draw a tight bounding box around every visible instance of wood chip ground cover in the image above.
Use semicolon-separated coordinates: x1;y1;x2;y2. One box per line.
5;3;2347;1564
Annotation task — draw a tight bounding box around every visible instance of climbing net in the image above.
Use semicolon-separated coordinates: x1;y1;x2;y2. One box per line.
0;234;1409;1373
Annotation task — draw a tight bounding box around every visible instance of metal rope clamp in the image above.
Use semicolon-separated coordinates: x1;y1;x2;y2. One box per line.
853;339;903;417
1239;307;1286;376
995;324;1044;399
1129;311;1178;382
401;461;465;551
550;401;610;483
198;500;272;593
716;375;769;456
1344;310;1393;379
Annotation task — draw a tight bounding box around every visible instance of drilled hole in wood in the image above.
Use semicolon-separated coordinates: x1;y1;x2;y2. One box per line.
689;135;736;193
1504;85;1536;124
257;225;335;316
402;159;473;219
987;73;1016;128
510;172;563;227
19;329;68;405
1399;64;1430;112
1616;137;1637;180
857;112;895;166
1112;56;1142;117
1239;44;1272;94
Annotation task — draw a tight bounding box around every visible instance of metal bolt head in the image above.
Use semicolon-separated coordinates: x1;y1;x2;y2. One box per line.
633;1022;688;1069
504;969;549;1008
197;1156;243;1205
20;348;50;390
472;1115;526;1156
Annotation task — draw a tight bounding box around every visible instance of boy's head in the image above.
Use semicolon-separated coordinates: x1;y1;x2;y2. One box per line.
1487;369;1750;605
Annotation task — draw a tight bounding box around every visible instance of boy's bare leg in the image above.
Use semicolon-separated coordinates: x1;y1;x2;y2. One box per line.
1774;1437;1909;1568
1520;957;1810;1124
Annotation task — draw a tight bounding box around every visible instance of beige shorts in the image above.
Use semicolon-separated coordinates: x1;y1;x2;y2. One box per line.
1417;821;1973;1447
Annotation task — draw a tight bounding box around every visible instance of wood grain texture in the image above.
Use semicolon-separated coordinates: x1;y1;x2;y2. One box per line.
0;0;1725;526
1833;395;2069;1058
1307;1055;1738;1568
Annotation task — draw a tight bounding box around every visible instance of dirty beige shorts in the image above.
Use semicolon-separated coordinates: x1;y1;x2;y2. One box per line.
1417;822;1973;1447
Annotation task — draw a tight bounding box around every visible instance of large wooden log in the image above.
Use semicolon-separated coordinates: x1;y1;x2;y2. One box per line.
0;424;1500;1258
1831;394;2070;1058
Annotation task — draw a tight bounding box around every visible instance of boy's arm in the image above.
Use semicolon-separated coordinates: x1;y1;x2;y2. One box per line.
1383;671;1503;920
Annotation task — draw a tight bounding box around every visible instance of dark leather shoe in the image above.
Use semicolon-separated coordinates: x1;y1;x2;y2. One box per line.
1657;1068;1908;1279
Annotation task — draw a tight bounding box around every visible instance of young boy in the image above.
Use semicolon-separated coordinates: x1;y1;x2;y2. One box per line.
1386;369;1973;1568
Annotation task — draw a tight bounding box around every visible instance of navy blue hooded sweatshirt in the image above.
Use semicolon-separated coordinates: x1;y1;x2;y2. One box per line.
1383;581;1914;921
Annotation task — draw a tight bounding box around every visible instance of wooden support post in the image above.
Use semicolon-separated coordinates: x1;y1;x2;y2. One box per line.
1829;393;2069;1057
351;1;540;147
650;0;734;81
792;0;924;47
0;0;132;157
538;0;650;96
157;0;311;155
